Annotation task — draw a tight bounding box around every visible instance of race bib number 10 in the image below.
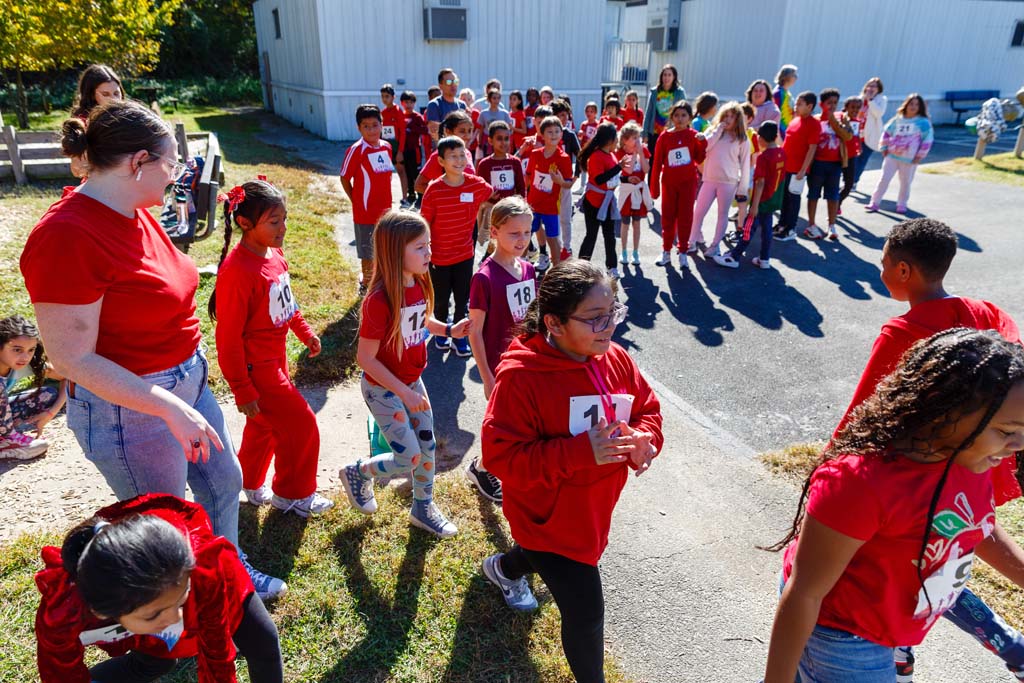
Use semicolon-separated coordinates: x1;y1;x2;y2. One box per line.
401;302;428;348
568;394;635;436
268;272;298;327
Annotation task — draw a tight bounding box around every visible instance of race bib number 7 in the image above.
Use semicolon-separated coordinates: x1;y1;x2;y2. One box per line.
268;272;297;327
491;168;514;191
533;171;553;193
505;279;535;322
668;147;691;167
401;302;428;348
368;151;394;173
568;394;635;436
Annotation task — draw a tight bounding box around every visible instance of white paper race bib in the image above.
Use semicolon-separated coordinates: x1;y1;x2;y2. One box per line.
914;550;975;622
668;147;691;167
533;171;553;193
526;118;534;129
850;121;861;136
460;192;474;203
568;394;635;436
583;124;597;140
80;623;134;646
520;157;530;174
632;155;642;172
367;150;394;173
268;272;297;327
491;168;514;191
895;122;915;136
505;278;535;322
400;302;428;348
381;125;396;140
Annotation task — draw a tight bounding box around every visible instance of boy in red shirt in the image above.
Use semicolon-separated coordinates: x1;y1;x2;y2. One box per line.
717;120;785;269
601;98;625;130
419;136;493;357
400;90;430;208
340;104;394;292
774;91;820;242
414;109;476;194
804;88;852;241
526;116;573;270
379;84;408;204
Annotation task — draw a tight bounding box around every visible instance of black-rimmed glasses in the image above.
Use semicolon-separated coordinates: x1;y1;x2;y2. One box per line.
569;303;628;333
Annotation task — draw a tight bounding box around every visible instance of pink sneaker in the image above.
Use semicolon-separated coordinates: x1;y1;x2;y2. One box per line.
865;204;879;212
895;205;907;214
0;432;49;460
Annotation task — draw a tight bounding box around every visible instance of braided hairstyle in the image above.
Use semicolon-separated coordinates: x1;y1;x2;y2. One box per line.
0;315;46;388
208;180;286;320
766;328;1024;610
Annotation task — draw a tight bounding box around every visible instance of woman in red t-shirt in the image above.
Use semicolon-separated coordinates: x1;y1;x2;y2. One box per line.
20;101;284;599
35;493;282;683
763;329;1024;683
341;210;470;538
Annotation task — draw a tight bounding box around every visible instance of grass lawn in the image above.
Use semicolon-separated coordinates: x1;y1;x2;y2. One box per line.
1;110;67;130
923;150;1024;188
760;443;1024;634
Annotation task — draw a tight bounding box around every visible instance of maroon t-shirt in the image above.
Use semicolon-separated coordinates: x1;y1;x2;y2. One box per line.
469;257;536;373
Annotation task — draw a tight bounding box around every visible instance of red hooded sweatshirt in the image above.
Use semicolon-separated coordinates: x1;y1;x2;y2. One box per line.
35;494;254;683
835;297;1021;505
481;335;664;566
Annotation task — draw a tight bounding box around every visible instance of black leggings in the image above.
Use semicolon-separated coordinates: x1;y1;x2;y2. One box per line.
579;199;617;270
403;151;420;201
430;256;474;323
89;593;283;683
838;161;856;205
500;545;605;683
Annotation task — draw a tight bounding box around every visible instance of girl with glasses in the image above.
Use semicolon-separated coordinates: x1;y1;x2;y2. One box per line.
481;259;663;683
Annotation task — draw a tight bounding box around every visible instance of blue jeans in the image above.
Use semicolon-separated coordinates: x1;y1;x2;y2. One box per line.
798;624;895;682
943;586;1024;673
853;147;874;184
65;348;242;546
730;211;773;261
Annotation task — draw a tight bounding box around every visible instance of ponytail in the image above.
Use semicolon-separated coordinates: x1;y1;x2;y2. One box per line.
578;121;618;172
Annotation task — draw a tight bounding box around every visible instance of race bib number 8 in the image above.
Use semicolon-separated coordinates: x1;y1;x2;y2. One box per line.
368;151;394;173
668;147;691;167
491;168;514;191
533;171;553;193
382;125;396;140
505;279;535;322
401;302;428;348
269;272;298;327
568;394;635;436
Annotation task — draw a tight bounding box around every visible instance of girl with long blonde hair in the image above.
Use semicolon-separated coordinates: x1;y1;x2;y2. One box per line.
342;210;471;538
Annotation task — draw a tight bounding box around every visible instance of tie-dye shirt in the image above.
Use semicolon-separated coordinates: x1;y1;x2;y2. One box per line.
880;116;933;163
773;86;794;135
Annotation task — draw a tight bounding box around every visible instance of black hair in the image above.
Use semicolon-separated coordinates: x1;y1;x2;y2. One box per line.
400;90;417;103
356;104;382;125
437;68;456;84
442;109;473;135
61;100;172;173
558;93;572;106
757;120;779;143
885;218;958;282
209;180;287;320
380;83;395;96
766;328;1024;614
604;99;621;115
509;90;524;111
533;105;553;121
796;90;817;108
437;135;466;158
745;79;773;105
550;99;572;117
694;92;718;117
843;95;861;110
819;88;841;105
526;87;540;101
577;122;620;172
427;86;441;99
604;90;621;105
520;260;612;337
487;120;511;137
62;514;195;619
0;315;46;388
72;64;122;119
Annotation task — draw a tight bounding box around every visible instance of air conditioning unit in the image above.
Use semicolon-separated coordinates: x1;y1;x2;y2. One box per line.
646;0;681;51
423;0;467;41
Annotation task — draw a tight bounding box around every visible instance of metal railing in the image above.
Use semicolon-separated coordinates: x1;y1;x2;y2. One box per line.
604;40;651;84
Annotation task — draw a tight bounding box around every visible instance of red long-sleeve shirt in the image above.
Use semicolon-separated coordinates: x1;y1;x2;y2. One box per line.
214;246;315;406
482;335;664;566
651;127;707;192
35;494;254;683
380;104;407;151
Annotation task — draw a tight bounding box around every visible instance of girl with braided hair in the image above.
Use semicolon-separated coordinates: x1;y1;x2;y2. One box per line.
763;328;1024;683
209;180;331;519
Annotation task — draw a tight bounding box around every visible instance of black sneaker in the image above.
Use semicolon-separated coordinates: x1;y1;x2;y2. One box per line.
465;457;502;503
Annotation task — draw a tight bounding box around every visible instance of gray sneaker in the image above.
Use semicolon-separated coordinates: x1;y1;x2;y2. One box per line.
482;553;538;611
341;463;378;514
271;492;334;518
409;500;457;538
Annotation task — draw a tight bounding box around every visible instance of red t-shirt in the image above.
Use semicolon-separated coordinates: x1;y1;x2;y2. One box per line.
380;104;407;150
476;154;526;200
418;148;476;183
526;147;572;216
814;112;843;163
21;189;201;375
359;282;429;386
845;114;863;158
600;115;625;130
403;110;429;160
469;258;537;374
510;109;528;149
419;174;494;266
578;120;600;148
585;149;622;208
621;107;644;126
214;246;315;406
340;139;394;225
754;147;786;201
781;115;822;174
650;128;707;189
783;453;994;647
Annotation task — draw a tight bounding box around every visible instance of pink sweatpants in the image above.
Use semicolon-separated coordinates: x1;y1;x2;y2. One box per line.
870;156;917;210
688;180;738;254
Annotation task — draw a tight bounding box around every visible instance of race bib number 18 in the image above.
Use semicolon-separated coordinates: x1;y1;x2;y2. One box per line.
568;394;635;436
505;279;535;322
269;272;297;327
400;302;428;348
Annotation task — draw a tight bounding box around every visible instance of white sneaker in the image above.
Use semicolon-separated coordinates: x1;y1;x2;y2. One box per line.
608;266;621;279
712;253;739;269
703;245;720;258
271;492;334;518
243;484;272;506
801;224;825;240
751;257;772;270
677;252;689;269
536;253;551;271
828;225;839;241
655;251;672;266
0;433;48;461
482;553;539;611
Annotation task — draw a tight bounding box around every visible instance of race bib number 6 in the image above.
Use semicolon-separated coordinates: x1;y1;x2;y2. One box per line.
668;147;691;167
368;151;394;173
568;394;635;436
400;302;428;348
269;272;297;327
505;279;535;322
491;168;514;191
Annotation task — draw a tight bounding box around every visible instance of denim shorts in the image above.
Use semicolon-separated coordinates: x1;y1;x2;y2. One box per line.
807;160;842;201
798;624;895;682
65;347;242;546
531;212;560;238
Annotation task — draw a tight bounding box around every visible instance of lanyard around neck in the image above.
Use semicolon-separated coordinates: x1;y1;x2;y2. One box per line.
584;359;617;425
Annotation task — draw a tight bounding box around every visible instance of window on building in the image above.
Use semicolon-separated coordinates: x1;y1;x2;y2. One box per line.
1012;20;1024;47
272;8;281;39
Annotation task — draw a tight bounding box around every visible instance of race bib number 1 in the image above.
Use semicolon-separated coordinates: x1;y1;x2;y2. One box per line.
668;147;691;167
368;151;394;173
381;125;396;140
491;168;514;191
400;302;428;348
568;394;635;436
268;272;297;327
505;279;535;322
533;171;553;193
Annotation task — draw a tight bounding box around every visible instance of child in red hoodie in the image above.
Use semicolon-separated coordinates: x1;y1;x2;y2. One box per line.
35;493;281;683
481;260;663;683
834;218;1024;682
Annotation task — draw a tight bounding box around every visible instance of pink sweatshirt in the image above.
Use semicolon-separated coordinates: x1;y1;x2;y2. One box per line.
701;124;751;190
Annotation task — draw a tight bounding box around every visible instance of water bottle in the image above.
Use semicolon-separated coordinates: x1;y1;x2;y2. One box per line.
173;186;189;237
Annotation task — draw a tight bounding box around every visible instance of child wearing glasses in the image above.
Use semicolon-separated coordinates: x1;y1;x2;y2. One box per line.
481;259;663;683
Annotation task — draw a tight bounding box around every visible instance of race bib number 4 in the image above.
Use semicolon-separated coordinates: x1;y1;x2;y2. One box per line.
505;279;535;322
269;272;297;327
401;302;428;349
668;147;691;167
491;168;514;191
533;171;553;193
382;125;396;140
568;394;635;436
368;150;394;173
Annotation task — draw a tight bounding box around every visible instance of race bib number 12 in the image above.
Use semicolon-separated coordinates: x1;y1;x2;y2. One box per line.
400;302;428;348
568;394;635;436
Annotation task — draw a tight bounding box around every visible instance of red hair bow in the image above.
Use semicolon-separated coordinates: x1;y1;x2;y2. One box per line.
225;186;246;213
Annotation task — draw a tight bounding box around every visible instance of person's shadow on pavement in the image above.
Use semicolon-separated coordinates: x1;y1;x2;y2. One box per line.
657;265;734;346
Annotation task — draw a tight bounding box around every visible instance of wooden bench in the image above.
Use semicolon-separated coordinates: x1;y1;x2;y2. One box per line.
944;89;999;125
0;126;71;184
163;123;224;252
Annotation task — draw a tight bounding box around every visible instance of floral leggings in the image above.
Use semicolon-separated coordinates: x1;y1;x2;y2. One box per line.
0;385;59;439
